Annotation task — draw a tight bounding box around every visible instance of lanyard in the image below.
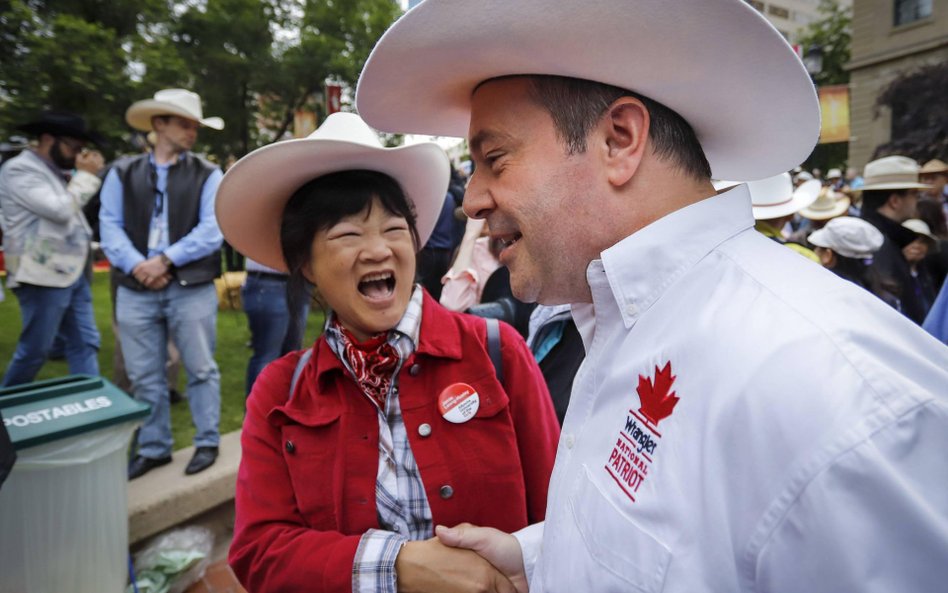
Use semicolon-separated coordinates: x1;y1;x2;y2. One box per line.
149;163;166;219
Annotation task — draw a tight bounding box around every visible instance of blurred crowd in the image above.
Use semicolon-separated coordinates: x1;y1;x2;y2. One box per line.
1;96;947;485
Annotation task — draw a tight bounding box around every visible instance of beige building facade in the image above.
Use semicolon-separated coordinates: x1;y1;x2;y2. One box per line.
848;0;948;169
746;0;853;40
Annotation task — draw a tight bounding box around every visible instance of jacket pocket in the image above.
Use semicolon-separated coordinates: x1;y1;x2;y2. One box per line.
567;466;672;593
272;406;343;531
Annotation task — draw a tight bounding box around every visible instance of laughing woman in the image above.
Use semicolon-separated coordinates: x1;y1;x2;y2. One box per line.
216;113;559;593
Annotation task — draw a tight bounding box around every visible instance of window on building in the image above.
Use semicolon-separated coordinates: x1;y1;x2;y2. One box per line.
768;4;790;19
894;0;933;26
746;0;765;12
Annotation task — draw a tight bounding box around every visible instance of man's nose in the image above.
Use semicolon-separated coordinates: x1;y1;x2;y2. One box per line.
462;174;493;219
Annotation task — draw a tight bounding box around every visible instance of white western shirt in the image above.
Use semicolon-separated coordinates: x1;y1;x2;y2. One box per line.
516;185;948;593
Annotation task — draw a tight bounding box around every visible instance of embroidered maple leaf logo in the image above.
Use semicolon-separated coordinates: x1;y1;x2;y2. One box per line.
637;362;679;426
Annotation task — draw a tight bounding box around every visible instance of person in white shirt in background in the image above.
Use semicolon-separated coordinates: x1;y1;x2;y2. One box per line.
355;0;948;592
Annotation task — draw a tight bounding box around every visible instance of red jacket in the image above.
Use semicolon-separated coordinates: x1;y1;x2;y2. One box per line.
230;294;560;593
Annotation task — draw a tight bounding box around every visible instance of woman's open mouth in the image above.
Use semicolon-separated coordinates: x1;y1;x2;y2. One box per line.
358;271;396;301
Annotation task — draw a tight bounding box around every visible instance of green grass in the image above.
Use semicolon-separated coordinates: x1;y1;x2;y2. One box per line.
0;270;324;450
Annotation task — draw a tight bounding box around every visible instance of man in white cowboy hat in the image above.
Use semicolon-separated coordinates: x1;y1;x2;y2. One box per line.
723;172;822;262
100;89;226;479
858;155;934;324
355;1;948;592
0;111;105;386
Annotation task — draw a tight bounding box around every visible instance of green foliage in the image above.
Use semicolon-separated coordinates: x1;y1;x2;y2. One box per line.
795;0;851;87
0;0;402;160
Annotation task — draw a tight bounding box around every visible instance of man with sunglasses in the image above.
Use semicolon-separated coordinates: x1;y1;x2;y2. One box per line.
0;111;105;386
100;89;225;479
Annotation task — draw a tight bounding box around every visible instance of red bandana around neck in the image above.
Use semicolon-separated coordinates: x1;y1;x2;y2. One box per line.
333;320;401;410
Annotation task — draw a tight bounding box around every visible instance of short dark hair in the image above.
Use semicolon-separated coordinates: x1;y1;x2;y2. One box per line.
517;75;712;181
280;169;418;323
860;189;910;213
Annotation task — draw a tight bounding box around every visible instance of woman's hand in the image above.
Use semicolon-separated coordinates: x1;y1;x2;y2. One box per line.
395;536;518;593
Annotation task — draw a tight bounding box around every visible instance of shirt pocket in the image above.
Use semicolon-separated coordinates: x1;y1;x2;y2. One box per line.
566;466;672;593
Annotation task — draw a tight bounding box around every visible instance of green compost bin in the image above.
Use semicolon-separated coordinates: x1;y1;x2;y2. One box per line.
0;375;149;593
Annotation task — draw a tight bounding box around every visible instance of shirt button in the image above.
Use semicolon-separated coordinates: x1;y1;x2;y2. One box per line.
564;434;575;449
625;303;638;316
418;423;432;437
439;485;454;499
409;364;421;376
285;440;295;454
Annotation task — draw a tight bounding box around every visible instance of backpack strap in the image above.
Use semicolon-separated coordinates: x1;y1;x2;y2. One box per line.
485;317;504;385
288;349;314;401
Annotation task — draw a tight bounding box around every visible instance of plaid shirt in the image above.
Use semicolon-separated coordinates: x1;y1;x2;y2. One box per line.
325;286;431;593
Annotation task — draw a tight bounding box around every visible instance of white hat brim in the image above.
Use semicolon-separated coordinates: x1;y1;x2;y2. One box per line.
356;0;819;182
799;196;851;221
126;100;225;131
752;179;821;220
215;138;450;272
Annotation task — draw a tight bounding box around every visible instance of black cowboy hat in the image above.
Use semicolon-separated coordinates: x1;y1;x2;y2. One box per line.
16;111;107;147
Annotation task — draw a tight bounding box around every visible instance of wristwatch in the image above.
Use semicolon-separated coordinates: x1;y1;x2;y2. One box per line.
159;253;174;268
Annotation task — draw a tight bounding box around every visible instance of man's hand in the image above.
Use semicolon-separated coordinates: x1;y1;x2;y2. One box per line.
132;256;172;291
75;149;104;175
436;524;528;593
395;537;517;593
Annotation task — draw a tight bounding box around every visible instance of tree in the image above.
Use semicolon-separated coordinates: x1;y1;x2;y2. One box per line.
796;0;852;172
261;0;401;146
0;0;402;160
795;0;851;87
872;62;948;161
0;0;170;155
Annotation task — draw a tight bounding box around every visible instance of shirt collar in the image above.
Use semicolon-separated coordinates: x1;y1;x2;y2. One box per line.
593;184;754;330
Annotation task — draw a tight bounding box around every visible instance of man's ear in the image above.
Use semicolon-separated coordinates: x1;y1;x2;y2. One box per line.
885;191;902;211
599;97;649;188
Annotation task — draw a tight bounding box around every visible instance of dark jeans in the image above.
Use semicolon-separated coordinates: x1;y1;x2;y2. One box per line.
242;273;308;395
2;277;100;386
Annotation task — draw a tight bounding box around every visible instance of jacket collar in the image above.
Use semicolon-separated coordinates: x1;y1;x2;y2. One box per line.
862;209;917;249
593;184;754;330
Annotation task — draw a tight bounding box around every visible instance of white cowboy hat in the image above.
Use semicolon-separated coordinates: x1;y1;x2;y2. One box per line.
826;168;842;179
902;219;940;250
355;0;819;182
799;186;851;221
126;89;225;132
857;156;930;192
808;216;883;259
715;173;821;220
215;112;450;272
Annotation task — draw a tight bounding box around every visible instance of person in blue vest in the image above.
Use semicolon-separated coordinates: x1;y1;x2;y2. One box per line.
100;89;225;479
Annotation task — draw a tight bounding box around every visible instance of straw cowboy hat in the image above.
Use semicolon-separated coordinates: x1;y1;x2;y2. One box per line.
808;217;884;259
799;186;851;221
919;159;948;175
857;156;930;192
126;89;225;132
355;0;819;182
715;173;821;220
215;112;450;272
17;111;106;146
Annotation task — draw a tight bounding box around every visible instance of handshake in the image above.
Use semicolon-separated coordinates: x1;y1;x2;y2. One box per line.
396;524;528;593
